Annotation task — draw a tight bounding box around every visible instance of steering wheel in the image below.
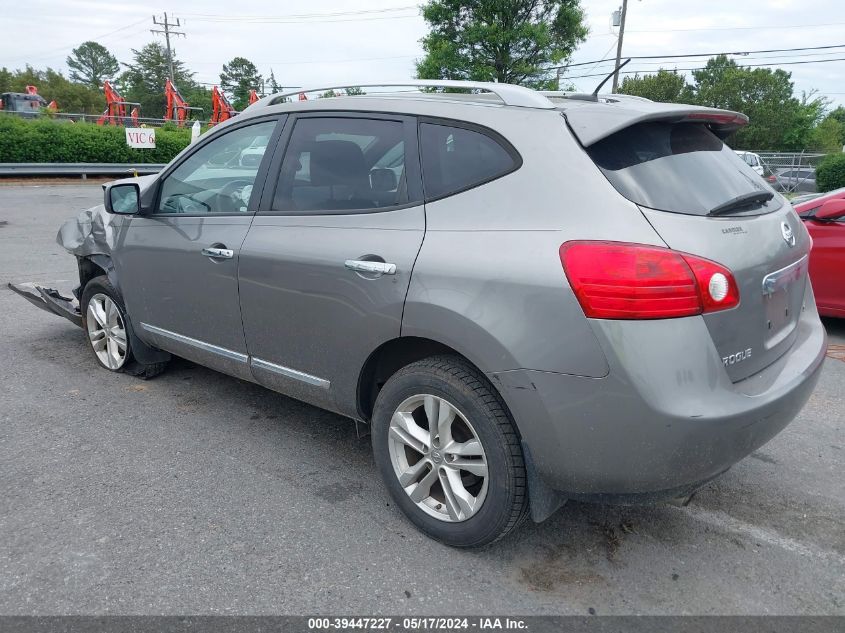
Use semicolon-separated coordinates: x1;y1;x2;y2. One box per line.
217;179;254;212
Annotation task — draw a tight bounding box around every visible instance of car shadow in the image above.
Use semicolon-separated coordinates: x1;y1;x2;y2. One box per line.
18;319;839;597
822;316;845;338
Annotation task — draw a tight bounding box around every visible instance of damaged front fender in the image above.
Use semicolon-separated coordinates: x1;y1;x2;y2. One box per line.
56;203;116;258
8;202;118;328
11;178;170;367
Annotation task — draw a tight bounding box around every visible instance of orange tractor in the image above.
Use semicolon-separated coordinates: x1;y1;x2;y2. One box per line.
211;85;236;125
164;78;203;126
209;87;262;125
97;81;140;126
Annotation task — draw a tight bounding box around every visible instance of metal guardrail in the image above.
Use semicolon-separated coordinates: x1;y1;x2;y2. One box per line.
0;163;166;177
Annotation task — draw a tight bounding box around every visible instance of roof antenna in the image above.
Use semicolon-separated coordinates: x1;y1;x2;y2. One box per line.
592;58;631;97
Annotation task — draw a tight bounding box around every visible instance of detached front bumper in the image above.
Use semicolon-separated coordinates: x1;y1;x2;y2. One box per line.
8;282;82;328
492;303;826;503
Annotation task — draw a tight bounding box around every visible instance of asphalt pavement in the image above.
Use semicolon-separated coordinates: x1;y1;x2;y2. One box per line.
0;184;843;615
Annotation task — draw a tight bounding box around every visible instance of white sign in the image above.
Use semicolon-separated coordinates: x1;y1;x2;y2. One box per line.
125;128;156;149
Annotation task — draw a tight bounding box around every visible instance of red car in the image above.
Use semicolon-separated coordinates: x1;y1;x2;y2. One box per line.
793;187;845;317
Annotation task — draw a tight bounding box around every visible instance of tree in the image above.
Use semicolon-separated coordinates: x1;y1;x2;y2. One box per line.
809;115;845;152
2;65;104;113
119;42;198;119
220;57;262;110
416;0;588;88
0;67;12;93
687;55;809;150
617;69;689;103
825;106;845;148
266;69;281;94
66;41;120;89
816;153;845;192
829;105;845;128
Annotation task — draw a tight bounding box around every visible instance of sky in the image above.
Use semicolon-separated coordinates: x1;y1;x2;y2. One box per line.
2;0;844;108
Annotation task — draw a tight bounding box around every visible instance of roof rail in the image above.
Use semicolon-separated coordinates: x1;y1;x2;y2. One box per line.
541;91;653;104
264;80;556;110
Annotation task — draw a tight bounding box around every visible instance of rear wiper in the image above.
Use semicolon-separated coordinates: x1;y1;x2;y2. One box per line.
708;191;774;216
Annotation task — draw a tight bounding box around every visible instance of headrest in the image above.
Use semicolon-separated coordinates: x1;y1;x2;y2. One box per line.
309;140;368;188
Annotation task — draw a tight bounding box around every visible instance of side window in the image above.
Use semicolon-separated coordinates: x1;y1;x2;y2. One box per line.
272;117;408;213
157;120;277;215
420;122;519;200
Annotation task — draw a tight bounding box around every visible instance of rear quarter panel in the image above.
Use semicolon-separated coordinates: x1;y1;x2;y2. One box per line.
402;108;665;376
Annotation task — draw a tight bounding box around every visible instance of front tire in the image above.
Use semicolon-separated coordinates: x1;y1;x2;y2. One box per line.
81;276;168;379
371;355;528;547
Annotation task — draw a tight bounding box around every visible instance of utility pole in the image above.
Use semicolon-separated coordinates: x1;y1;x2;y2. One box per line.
151;13;186;82
611;0;628;93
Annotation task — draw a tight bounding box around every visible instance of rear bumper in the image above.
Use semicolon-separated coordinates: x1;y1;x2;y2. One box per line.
492;304;826;497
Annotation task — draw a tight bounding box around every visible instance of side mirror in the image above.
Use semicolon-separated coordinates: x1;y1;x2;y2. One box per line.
370;168;398;192
104;182;141;215
815;198;845;221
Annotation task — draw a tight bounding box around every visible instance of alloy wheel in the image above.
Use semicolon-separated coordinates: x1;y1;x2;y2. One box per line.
387;394;488;522
86;293;128;370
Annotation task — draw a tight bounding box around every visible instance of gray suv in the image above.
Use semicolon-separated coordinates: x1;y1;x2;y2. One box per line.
18;81;827;547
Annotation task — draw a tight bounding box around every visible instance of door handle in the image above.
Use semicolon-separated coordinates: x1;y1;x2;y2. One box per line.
201;247;234;259
344;259;396;275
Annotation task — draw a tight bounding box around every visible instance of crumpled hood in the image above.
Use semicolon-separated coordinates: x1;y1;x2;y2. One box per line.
55;174;157;257
56;203;116;257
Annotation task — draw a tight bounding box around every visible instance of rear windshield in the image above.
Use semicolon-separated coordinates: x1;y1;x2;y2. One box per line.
586;122;781;216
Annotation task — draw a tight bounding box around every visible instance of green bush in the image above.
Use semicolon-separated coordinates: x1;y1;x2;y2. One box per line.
816;152;845;192
0;115;192;163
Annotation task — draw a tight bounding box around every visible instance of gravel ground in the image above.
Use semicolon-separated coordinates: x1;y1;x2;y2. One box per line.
0;184;843;615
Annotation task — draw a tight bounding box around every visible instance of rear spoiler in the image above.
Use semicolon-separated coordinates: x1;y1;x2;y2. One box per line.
562;103;749;147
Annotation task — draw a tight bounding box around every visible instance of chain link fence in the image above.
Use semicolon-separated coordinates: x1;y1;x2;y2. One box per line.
737;150;826;194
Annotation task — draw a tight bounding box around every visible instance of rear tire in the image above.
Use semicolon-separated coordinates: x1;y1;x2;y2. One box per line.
371;355;528;547
81;276;168;379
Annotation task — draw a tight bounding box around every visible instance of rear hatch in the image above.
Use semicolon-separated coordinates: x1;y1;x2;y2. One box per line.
568;107;810;382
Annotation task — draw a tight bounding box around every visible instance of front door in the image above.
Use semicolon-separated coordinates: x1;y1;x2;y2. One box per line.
114;118;281;379
238;113;425;416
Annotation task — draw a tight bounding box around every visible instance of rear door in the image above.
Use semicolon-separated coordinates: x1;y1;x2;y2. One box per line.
237;112;425;416
584;119;812;381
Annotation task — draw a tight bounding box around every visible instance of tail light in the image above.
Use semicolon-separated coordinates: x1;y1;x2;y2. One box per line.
766;175;776;182
559;241;740;320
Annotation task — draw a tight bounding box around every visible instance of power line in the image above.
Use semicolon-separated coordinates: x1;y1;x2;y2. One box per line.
560;43;845;69
562;39;618;87
181;6;417;20
562;56;845;80
189;14;419;25
626;21;845;33
3;17;150;65
187;54;419;68
569;50;845;71
151;13;186;82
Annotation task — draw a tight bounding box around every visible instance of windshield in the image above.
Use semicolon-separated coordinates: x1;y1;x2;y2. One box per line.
586;122;782;216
